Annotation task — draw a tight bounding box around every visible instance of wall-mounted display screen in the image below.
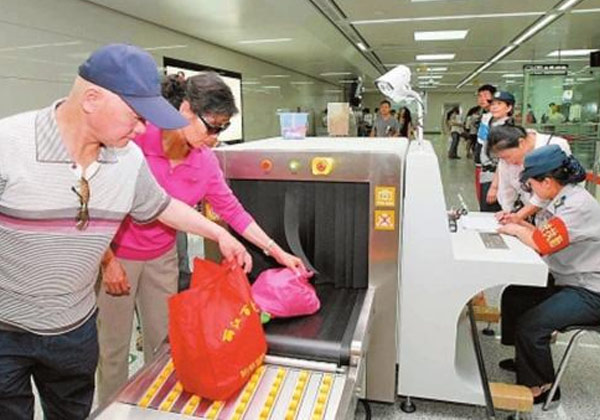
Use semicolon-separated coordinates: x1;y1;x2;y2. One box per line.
163;57;243;143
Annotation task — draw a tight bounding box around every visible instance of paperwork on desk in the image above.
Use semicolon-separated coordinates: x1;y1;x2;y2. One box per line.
459;213;500;232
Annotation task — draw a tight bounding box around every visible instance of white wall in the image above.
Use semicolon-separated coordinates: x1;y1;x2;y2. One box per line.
0;0;342;140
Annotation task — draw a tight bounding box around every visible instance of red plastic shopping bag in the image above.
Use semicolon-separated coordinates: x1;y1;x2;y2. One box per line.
251;267;320;318
168;258;267;400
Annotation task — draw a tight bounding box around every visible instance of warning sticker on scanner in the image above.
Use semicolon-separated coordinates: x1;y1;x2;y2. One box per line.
375;186;396;207
375;210;395;231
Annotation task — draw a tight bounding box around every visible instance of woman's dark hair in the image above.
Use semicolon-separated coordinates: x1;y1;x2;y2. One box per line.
488;124;528;153
398;107;412;137
161;72;238;117
446;107;459;122
533;155;587;186
466;106;480;117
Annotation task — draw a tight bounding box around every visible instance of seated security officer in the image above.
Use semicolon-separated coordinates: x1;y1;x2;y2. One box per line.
498;145;600;404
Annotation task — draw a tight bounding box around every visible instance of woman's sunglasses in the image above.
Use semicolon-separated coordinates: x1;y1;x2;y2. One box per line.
71;177;90;230
198;114;230;135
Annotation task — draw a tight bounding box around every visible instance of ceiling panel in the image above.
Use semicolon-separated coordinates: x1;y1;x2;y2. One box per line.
62;0;600;92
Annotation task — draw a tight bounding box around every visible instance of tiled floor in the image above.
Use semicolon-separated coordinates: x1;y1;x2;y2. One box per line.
34;135;600;419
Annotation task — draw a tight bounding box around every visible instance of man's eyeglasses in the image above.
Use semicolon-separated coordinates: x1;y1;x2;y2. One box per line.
71;178;90;230
198;114;230;135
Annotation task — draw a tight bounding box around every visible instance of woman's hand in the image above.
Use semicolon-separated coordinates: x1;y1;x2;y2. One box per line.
216;230;252;273
271;246;307;275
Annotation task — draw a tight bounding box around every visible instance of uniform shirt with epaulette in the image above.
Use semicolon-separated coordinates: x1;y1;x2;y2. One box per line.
533;184;600;294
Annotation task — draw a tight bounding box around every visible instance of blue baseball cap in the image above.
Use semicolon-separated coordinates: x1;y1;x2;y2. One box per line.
78;44;187;130
520;144;568;182
492;91;515;105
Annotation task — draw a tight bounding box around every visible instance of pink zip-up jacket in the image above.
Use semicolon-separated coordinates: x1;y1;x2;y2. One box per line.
111;123;254;260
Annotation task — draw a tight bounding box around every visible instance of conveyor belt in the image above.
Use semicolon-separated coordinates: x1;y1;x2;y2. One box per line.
113;350;347;420
264;283;366;365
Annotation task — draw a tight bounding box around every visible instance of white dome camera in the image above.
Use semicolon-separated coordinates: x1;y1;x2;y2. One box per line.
375;65;412;103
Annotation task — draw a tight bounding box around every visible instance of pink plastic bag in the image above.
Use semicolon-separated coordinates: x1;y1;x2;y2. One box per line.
251;268;320;318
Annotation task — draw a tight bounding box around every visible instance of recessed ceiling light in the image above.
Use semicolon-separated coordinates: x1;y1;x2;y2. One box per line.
319;72;353;76
414;30;468;41
239;38;292;44
352;12;543;25
143;44;187;51
547;49;598;57
416;54;455;61
262;74;291;78
357;42;368;51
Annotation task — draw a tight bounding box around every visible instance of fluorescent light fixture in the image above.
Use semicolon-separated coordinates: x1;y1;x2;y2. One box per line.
428;67;448;72
143;45;187;51
262;85;281;89
558;0;582;12
357;42;368;51
414;30;468;41
547;49;598;57
325;89;342;93
339;79;357;84
416;53;455;61
512;14;558;45
572;8;600;14
290;81;314;85
352;11;543;25
502;74;524;78
262;74;291;78
576;77;595;81
490;45;516;64
242;81;260;85
417;75;443;79
239;38;292;44
319;72;352;76
0;41;82;53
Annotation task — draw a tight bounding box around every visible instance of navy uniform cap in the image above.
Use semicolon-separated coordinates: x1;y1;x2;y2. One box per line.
520;144;568;182
492;91;516;105
78;44;187;130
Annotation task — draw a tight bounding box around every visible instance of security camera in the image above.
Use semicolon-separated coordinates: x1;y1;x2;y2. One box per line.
375;64;426;142
375;65;412;102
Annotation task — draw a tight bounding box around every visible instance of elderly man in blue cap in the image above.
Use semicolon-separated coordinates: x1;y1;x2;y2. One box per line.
498;145;600;405
0;44;251;420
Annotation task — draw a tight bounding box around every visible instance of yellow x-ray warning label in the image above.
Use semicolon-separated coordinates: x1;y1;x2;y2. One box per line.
375;186;396;208
375;210;395;231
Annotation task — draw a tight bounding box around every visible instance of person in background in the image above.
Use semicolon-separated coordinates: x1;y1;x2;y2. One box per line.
398;106;414;139
0;43;251;420
96;73;307;405
498;145;599;405
446;107;462;159
526;104;537;125
463;106;481;159
361;107;373;137
371;100;400;137
477;90;514;212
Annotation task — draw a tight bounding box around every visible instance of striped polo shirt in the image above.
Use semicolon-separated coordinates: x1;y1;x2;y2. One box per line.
0;100;170;335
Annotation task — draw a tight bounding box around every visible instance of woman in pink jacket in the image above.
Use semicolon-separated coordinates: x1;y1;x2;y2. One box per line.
97;73;305;404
